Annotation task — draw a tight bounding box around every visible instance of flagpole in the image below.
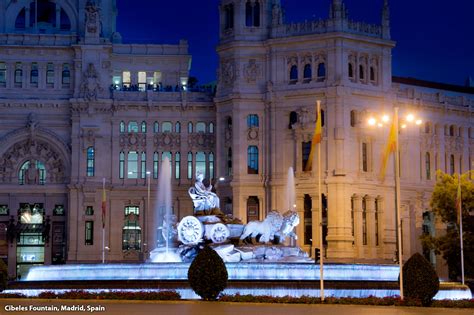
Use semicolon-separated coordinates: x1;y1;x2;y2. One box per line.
394;107;404;300
317;100;324;301
458;175;464;285
102;178;105;264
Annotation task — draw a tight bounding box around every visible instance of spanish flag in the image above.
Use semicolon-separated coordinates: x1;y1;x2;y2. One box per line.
304;101;322;172
102;178;106;229
379;117;397;181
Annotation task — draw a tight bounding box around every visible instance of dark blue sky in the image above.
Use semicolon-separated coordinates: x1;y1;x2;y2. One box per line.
116;0;474;86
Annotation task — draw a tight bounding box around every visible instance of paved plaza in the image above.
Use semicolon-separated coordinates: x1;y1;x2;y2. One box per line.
0;299;472;315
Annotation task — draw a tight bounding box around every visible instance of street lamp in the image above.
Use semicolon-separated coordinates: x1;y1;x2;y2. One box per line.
146;171;151;261
368;107;422;300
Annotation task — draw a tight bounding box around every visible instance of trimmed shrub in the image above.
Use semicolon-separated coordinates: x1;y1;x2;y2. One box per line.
402;253;439;306
188;246;228;300
0;260;7;292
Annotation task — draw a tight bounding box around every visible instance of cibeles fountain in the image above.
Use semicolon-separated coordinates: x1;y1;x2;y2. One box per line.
150;160;306;263
21;164;472;300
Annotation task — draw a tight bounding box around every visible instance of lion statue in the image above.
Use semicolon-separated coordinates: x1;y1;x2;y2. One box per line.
240;210;300;244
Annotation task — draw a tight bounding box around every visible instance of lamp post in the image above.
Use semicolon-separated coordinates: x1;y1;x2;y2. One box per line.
368;107;422;300
146;171;151;260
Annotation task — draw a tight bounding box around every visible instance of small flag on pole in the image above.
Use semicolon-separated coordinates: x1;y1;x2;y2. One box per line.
102;178;106;228
304;101;322;172
456;176;462;226
379;118;397;181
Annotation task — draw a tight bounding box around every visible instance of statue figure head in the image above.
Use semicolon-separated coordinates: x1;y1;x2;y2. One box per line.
196;171;204;182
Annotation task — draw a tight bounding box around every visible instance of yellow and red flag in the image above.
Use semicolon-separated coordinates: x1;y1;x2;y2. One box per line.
102;179;106;228
379;118;397;181
304;101;322;172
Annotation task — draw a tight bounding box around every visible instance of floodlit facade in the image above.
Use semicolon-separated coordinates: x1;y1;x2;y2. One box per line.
0;0;472;279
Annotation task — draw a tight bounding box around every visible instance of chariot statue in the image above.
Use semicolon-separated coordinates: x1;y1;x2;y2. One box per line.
188;171;220;212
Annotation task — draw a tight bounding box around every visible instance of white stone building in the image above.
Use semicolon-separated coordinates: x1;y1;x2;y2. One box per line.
0;0;472;280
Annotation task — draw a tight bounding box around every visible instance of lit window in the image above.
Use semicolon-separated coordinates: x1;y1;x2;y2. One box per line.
138;71;146;91
196;122;206;133
209;123;214;134
127;151;138;178
247;146;259;174
153;122;159;133
18;160;46;185
153;152;159;179
122;71;131;88
188;122;193;133
175;122;181;133
87;147;95;177
175;152;181;179
85;221;94;245
209;152;214;179
141;121;147;133
120;121;125;133
85;206;94;216
162;122;172;132
141;152;146;179
128;121;138;133
187;152;193;179
196;152;206;178
247;114;259;128
125;206;140;216
119;152;125;179
0;62;6;85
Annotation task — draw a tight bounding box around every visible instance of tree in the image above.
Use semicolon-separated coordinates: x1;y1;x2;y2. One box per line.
421;171;474;281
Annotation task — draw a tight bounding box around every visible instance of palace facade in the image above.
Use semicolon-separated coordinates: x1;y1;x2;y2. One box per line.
0;0;472;280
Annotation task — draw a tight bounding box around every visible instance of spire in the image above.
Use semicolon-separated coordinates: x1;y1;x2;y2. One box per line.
381;0;391;39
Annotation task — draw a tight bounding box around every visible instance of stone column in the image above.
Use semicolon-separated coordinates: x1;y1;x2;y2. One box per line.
365;195;376;257
353;194;363;257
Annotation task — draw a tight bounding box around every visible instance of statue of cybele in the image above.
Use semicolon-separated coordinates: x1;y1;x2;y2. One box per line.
188;171;220;212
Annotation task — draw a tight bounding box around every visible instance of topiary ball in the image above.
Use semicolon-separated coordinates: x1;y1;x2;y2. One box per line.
188;245;228;300
402;252;439;306
0;259;7;292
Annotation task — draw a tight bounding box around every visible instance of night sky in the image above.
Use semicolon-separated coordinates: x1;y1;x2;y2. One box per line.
116;0;474;86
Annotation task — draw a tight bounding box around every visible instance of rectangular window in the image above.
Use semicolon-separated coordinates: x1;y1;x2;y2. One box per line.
119;152;125;179
122;71;131;88
425;152;431;180
153;152;159;179
0;205;9;215
62;63;70;85
141;152;146;179
247;146;259;174
30;62;38;84
128;151;138;178
15;62;23;84
362;198;367;246
175;152;181;179
138;71;146;91
86;147;95;177
46;63;54;85
302;142;311;171
362;142;368;172
209;152;214;179
0;62;6;85
85;221;94;245
187;152;193;179
85;206;94;216
125;206;139;216
375;199;379;246
196;151;206;178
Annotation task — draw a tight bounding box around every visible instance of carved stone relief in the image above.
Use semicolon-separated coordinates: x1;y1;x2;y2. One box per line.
119;133;146;151
187;134;215;149
80;63;103;101
153;133;180;150
244;59;262;83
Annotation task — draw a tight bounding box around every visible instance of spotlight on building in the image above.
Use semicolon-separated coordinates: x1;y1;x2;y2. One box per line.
368;117;376;126
406;114;415;122
219;177;225;181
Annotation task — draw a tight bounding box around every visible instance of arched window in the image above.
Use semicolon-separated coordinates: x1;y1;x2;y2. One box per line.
449;125;455;137
370;67;375;81
153;121;159;133
247;114;259;128
303;64;312;82
87;147;95;177
196;122;206;133
348;63;354;78
15;8;26;29
362;142;368;172
61;64;70;84
141;121;147;133
175;122;181;133
188;122;193;133
425;122;431;134
162;122;172;132
175;152;181;179
224;4;234;30
19;160;46;185
209;122;214;134
209;152;214;179
289;111;298;129
119;152;125;178
14;63;23;84
122;206;141;251
119;121;125;133
30;63;38;84
196;152;206;178
153;152;159;179
245;0;260;27
127;151;138;178
359;65;365;80
187;152;193;179
227;147;233;176
247;196;260;222
247;146;259;174
128;121;138;133
317;63;326;79
289;65;298;83
425;152;431;180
